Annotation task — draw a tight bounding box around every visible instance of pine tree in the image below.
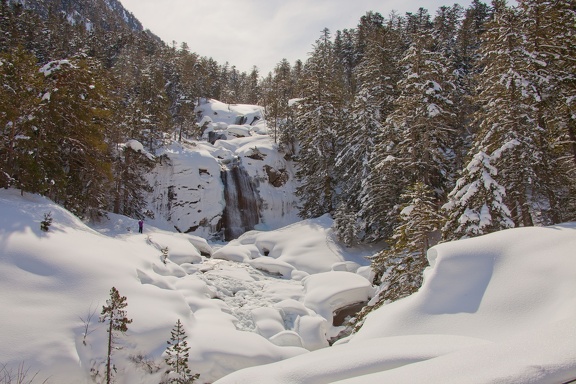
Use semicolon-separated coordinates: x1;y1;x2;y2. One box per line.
294;28;345;218
333;202;358;247
163;319;199;384
442;147;514;240
367;182;442;316
384;28;458;197
0;46;42;189
472;0;541;227
35;55;114;218
451;0;490;171
111;145;154;217
357;15;406;242
335;19;402;243
100;287;132;384
518;0;576;223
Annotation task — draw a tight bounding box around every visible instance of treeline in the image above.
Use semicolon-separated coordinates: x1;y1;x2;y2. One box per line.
259;0;576;311
0;0;261;219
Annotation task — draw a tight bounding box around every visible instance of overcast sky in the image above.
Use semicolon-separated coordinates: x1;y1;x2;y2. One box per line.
119;0;474;75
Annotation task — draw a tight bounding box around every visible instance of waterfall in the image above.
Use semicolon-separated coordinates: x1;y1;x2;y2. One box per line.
221;158;260;240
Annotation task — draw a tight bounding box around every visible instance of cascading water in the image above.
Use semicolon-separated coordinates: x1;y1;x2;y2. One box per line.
221;158;260;240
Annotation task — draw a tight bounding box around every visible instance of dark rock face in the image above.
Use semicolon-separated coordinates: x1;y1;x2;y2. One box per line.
332;301;368;326
221;160;260;240
264;165;289;187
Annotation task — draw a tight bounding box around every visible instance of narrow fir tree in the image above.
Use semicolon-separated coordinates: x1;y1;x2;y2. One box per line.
335;22;402;243
294;28;345;218
372;183;441;295
472;1;540;227
354;183;442;329
387;28;458;195
163;319;199;384
518;0;576;223
0;46;42;190
333;202;358;247
100;287;132;384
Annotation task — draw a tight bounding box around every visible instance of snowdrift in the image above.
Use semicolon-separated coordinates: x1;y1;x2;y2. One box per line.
0;189;374;383
215;224;576;383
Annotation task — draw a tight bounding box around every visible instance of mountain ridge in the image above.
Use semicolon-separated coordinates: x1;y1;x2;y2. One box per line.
11;0;144;33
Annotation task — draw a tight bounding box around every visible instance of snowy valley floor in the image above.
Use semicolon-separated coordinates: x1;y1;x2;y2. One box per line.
0;189;575;383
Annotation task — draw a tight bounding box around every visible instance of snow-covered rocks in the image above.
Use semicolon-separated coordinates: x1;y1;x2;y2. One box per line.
145;99;300;241
302;271;373;325
215;224;576;384
147;142;224;236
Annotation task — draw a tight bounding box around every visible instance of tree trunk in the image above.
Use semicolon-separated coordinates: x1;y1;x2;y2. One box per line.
106;320;113;384
567;116;576;168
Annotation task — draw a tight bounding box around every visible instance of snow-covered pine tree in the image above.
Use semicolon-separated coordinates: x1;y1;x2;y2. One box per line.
371;182;442;282
163;319;199;384
518;0;576;223
244;66;261;105
294;28;345;218
433;4;464;58
335;18;402;243
139;55;171;153
386;27;458;197
36;55;114;219
267;59;293;144
442;147;514;240
170;43;201;142
357;182;442;328
333;202;358;247
333;28;357;97
471;0;542;227
451;0;490;170
0;46;42;190
100;287;132;384
111;144;154;218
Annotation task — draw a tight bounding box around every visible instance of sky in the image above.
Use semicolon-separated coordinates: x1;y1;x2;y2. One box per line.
119;0;474;75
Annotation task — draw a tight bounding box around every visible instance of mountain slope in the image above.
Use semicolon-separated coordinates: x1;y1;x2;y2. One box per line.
13;0;143;33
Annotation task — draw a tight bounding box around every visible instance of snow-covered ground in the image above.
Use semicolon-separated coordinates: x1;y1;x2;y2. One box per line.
216;224;576;383
1;188;575;383
0;189;377;383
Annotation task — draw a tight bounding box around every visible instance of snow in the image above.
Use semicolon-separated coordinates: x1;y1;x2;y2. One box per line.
0;189;374;383
196;98;265;132
302;271;373;324
1;192;576;384
216;224;576;383
39;59;73;76
145;99;299;238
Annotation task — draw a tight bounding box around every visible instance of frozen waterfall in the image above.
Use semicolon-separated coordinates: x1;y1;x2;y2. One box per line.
221;158;260;240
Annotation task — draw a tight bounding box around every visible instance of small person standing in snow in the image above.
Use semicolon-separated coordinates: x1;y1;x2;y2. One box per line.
138;219;143;234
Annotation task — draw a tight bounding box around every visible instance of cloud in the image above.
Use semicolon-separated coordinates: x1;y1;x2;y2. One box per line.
120;0;473;74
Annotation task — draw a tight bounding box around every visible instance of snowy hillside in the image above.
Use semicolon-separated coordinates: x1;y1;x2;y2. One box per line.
216;224;576;383
0;189;377;383
145;99;300;240
1;187;575;383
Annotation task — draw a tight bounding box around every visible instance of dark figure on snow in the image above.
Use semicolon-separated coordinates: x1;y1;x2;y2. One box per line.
138;219;143;234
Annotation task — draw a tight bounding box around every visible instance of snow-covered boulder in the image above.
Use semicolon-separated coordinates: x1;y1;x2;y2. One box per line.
302;271;373;324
